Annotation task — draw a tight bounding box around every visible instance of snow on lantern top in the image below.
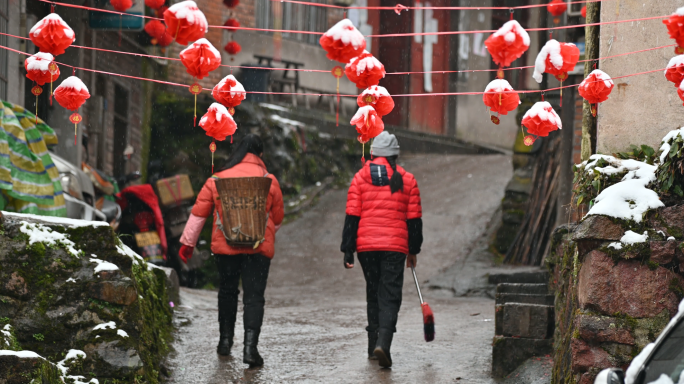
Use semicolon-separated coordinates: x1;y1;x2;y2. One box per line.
29;13;76;56
54;76;90;111
357;85;394;117
25;52;59;86
578;69;614;105
532;39;580;83
521;101;562;137
351;105;384;143
665;55;684;87
319;19;367;63
484;20;530;68
25;52;54;73
484;79;515;92
164;0;209;45
345;51;385;89
212;74;246;108
199;102;237;141
663;7;684;54
179;38;221;79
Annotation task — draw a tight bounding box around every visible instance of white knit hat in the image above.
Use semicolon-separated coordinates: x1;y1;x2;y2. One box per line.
371;131;400;157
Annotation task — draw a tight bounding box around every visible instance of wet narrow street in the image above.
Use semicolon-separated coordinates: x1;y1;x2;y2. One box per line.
166;153;512;383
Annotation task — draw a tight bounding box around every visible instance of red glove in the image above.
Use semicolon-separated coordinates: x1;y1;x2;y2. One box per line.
179;245;194;264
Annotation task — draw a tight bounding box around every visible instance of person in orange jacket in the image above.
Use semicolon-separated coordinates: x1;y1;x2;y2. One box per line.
178;134;284;367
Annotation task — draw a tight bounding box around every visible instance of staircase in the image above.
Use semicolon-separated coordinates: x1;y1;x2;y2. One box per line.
491;270;554;378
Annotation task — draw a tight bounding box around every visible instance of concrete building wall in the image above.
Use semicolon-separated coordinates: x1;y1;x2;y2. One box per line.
597;0;684;154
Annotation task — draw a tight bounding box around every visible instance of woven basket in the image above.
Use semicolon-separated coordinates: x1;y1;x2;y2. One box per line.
215;177;272;247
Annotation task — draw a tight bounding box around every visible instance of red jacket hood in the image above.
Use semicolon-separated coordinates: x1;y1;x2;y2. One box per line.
116;184;168;256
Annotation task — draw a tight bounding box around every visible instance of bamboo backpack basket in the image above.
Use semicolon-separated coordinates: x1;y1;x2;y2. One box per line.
214;175;272;248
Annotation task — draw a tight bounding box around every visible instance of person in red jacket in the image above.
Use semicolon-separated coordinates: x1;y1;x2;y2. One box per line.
341;131;423;368
178;134;284;367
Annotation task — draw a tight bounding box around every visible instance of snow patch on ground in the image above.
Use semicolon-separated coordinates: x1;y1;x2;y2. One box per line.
19;221;81;257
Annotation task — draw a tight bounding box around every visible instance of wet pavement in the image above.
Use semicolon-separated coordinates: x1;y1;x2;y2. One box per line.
166;153;513;383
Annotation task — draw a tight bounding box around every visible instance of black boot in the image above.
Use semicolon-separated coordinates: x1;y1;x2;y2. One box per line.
216;320;234;356
368;331;378;360
373;329;393;368
243;329;264;367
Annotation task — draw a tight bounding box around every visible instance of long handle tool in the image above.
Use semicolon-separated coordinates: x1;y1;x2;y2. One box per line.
411;266;435;342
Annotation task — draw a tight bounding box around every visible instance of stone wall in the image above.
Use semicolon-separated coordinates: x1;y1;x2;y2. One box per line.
0;212;176;383
548;211;684;384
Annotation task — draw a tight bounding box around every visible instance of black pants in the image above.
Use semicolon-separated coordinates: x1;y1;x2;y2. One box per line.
358;251;406;334
216;254;271;331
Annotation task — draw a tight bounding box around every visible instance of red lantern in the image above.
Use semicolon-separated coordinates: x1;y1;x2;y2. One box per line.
533;39;580;82
547;0;567;23
156;31;174;47
521;101;561;138
180;38;222;79
145;0;165;9
581;6;586;18
25;52;60;86
351;106;384;143
665;55;684;88
164;0;208;45
357;85;394;117
224;18;240;29
144;20;167;40
345;51;385;89
200;103;237;141
319;19;367;64
54;76;90;111
579;69;614;117
212;74;246;108
110;0;133;12
156;5;168;17
482;79;520;125
224;41;241;55
223;0;239;8
29;14;76;56
484;20;530;68
663;8;684;54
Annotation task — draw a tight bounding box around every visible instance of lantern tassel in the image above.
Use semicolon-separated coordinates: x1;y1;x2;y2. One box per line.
49;80;53;106
211;144;214;174
74;123;77;146
560;81;563;106
361;141;365;163
35;95;38;124
194;93;197;126
335;77;340;127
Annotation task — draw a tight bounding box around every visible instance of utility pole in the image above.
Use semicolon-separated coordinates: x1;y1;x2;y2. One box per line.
580;1;600;161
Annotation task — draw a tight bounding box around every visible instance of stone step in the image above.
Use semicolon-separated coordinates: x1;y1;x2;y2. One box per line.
496;283;549;295
488;270;549;285
495;303;554;339
492;336;553;378
495;292;554;306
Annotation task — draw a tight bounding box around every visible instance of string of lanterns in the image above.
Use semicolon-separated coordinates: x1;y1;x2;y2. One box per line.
21;1;684;170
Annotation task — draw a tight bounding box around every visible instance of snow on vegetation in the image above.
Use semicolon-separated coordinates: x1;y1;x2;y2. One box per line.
19;221;81;257
0;350;44;358
660;127;684;163
1;324;12;347
92;322;116;331
608;242;623;250
582;154;663;223
116;242;144;265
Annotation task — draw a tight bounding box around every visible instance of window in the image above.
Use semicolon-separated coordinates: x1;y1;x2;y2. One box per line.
641;318;684;384
256;0;327;45
0;0;8;99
